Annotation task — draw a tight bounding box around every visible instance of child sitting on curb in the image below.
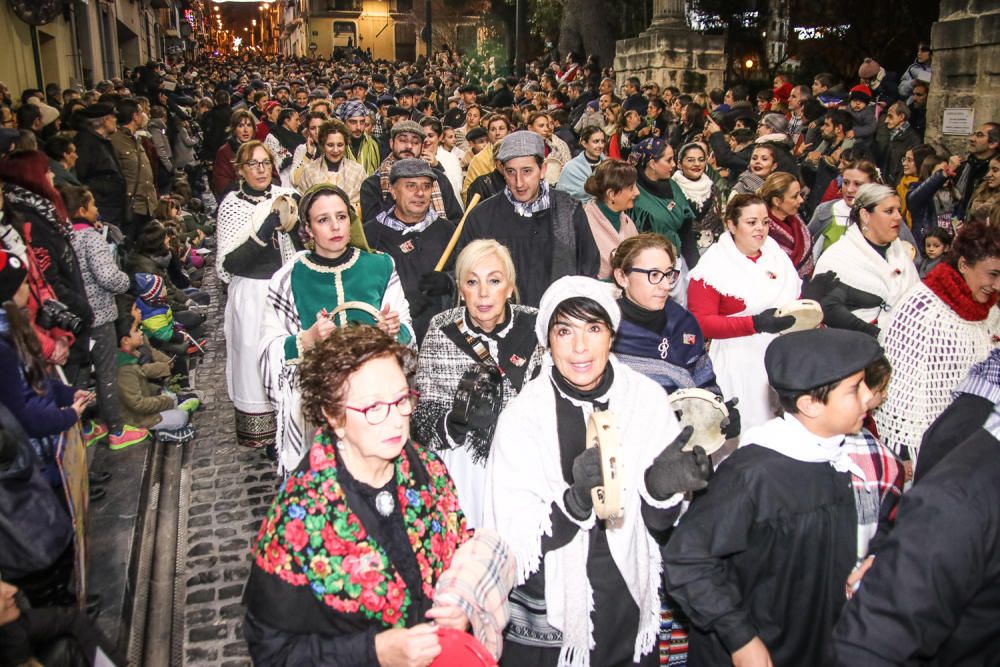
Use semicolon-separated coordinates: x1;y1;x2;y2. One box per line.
114;314;201;445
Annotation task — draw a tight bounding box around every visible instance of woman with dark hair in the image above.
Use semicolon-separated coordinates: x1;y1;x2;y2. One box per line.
264;107;305;188
260;184;412;475
814;184;920;336
607;109;643;161
244;326;485;666
0;151;93;374
581;159;640;278
759;172;814;278
671;142;724;267
896;144;938;228
687;194;800;430
729;143;779;197
484;275;709;666
556;126;606;203
627;138;695;284
211;108;258;199
906;154;961;246
296;119;366;208
217;140;300;451
877;221;1000;460
668;102;705;152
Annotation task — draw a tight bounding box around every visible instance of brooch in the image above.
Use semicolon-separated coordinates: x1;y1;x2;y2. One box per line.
683;333;696;345
399;240;415;254
509;354;526;367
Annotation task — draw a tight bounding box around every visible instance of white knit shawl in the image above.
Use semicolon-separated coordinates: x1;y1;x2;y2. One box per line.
814;224;920;331
875;283;1000;457
483;356;682;667
688;232;802;430
215;185;298;284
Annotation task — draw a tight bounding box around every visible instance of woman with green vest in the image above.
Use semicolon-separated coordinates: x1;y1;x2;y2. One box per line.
259;183;413;476
627;138;696;268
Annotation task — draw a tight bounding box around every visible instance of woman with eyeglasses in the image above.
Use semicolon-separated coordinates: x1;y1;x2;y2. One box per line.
245;325;478;666
687;194;801;431
260;184;412;475
217;140;301;452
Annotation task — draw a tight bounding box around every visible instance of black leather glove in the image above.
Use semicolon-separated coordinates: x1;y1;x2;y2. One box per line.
720;397;741;439
822;284;883;338
255;211;282;243
419;271;453;297
644;426;710;500
408;291;432;317
564;447;603;520
840;284;885;311
444;399;496;444
751;308;796;334
801;271;840;302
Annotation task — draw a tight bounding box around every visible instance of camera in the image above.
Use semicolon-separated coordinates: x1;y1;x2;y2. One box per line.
451;364;504;460
37;299;84;335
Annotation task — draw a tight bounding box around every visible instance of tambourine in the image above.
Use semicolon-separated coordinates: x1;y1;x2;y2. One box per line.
775;298;824;334
586;411;625;521
271;194;299;232
668;388;729;455
326;300;381;328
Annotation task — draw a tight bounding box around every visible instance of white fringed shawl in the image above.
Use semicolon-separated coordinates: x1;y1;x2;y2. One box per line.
482;356;682;667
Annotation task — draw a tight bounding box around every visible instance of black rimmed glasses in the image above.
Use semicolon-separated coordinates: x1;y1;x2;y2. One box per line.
626;267;681;285
344;390;420;425
243;159;273;170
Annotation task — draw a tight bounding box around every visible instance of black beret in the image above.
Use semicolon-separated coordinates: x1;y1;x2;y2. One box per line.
442;108;466;129
387;105;409;117
372;74;387;84
78;103;116;119
765;329;883;393
466;127;488;142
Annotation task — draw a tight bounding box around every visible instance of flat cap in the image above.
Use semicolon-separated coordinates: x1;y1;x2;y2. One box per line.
466;127;488;142
387;105;409;118
377;94;396;105
764;329;883;393
390;119;426;140
496;130;544;162
397;87;419;97
389;158;435;183
78;103;116;119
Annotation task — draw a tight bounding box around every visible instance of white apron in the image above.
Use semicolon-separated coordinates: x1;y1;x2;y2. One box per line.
224;275;272;413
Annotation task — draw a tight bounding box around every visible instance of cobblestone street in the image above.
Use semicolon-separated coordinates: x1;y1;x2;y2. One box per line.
180;275;276;667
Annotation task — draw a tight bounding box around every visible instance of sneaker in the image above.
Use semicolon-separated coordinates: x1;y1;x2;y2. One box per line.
158;425;195;444
177;397;201;413
109;425;151;451
187;338;208;355
82;420;109;448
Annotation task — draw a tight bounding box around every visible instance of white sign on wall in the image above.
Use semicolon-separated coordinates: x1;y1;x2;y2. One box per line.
942;108;975;136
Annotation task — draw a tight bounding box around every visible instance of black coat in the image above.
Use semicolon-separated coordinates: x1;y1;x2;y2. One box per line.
833;427;1000;666
200;104;233;161
664;445;856;666
914;392;994;483
359;167;463;224
73;129;127;228
879;125;921;187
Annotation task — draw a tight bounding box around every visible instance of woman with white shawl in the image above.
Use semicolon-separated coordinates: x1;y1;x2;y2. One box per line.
687;194;802;431
216;140;301;451
483;276;711;667
813;183;920;338
670;142;724;269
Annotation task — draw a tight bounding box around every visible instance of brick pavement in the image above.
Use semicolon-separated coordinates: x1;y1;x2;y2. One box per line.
181;274;277;667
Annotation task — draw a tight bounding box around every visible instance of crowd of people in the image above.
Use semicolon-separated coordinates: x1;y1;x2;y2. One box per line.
1;38;999;666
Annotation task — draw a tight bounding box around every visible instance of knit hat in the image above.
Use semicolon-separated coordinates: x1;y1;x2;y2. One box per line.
858;58;881;80
760;112;789;135
849;84;872;103
496;130;544;163
535;276;622;346
339;100;369;120
772;82;793;103
0;250;28;302
389;158;435;183
390;120;426;140
765;329;883;393
135;272;164;303
263;100;281;113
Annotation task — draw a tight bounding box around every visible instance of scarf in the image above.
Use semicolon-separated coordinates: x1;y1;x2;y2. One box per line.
636;169;674;200
251;430;468;627
767;210;814;278
504;181;552;218
617;296;666;334
741;414;871;487
924;261;999;321
270;123;306;155
349;135;381;175
670;171;714;208
378;156;446;217
3;184;71;239
888;121;911;143
374;207;439;236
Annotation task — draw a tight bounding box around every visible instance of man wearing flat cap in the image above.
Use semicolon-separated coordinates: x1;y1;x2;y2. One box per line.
454;130;599;307
359;120;464;223
73;102;128;231
363;158;457;342
664;328;887;667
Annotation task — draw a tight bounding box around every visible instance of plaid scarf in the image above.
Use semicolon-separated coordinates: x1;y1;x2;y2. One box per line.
842;428;904;559
503;181;551;217
375;207;439;235
378;156;446;216
889;121;911;143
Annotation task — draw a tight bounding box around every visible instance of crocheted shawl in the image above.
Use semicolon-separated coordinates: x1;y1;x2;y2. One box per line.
924;261;999;320
251;430;469;627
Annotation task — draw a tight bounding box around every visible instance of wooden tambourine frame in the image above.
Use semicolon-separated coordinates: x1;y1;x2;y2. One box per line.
668;388;730;455
586;411;625;521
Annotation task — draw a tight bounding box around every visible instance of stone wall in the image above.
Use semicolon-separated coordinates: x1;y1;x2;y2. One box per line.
925;0;1000;155
614;28;725;93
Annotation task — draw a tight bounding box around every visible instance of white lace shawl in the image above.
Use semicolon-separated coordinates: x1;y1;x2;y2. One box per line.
875;283;1000;457
215;185;297;284
483;356;682;667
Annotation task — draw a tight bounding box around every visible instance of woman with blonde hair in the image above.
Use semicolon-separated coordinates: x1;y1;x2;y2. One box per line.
216;139;301;451
582;159;640;278
412;240;544;527
759;171;814;278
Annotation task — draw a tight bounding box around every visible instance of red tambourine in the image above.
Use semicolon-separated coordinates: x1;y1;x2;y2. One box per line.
431;627;498;667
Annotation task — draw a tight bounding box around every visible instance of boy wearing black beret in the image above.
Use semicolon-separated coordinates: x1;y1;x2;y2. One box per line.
663;328;883;666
